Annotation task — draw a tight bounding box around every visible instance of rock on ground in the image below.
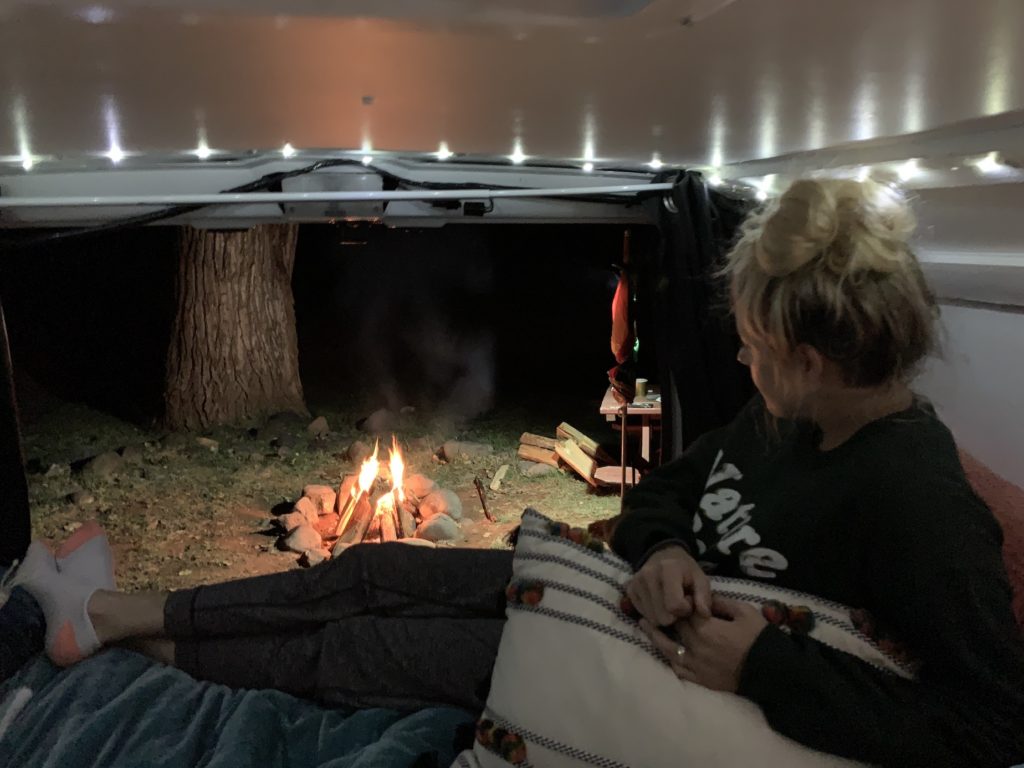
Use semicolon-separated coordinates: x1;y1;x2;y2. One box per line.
418;489;463;522
300;548;328;568
195;437;219;452
120;445;144;464
416;514;461;542
403;473;436;501
275;511;307;532
82;451;124;480
293;497;320;526
307;416;330;439
359;408;395;434
347;440;371;465
302;485;337;515
440;441;493;462
398;537;435;548
521;461;557;478
282;524;322;553
44;463;69;479
67;490;95;506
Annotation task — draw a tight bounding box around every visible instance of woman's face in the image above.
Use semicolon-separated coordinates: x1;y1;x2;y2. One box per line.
736;323;811;418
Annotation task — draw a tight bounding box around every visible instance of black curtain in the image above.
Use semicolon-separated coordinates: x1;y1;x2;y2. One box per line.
641;171;755;461
0;293;30;566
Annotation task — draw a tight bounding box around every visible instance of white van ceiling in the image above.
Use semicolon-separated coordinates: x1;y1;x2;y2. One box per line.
1;0;1023;169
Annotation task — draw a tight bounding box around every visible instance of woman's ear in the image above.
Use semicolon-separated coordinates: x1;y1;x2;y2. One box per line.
793;344;827;382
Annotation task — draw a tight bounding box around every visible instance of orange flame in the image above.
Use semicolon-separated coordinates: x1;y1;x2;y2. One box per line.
389;436;405;504
375;492;396;518
357;440;380;496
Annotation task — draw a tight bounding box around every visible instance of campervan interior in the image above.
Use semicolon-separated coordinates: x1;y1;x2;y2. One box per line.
1;1;1023;766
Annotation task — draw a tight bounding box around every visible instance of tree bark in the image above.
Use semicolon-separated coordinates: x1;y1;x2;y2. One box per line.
164;224;308;431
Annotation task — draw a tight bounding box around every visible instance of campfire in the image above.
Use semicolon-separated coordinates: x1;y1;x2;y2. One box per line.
273;436;464;566
334;437;417;546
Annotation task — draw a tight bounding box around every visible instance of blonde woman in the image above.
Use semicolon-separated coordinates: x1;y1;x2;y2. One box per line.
618;178;1024;767
14;179;1024;767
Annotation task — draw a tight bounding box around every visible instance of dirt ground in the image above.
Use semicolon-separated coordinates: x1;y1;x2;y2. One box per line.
20;400;624;592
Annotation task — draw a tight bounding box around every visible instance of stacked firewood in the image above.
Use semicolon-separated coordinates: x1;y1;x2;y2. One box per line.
517;423;618;487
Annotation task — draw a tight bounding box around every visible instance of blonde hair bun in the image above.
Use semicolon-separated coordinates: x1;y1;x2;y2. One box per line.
754;178;916;278
725;177;937;387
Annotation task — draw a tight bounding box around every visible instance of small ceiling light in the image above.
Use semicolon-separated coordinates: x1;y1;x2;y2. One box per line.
857;166;871;182
582;161;595;173
281;142;296;158
708;171;723;186
361;155;373;166
194;141;212;160
753;174;777;201
897;158;921;182
77;5;114;24
510;139;526;165
648;153;664;171
20;155;34;171
972;151;1004;175
106;145;125;164
437;142;453;161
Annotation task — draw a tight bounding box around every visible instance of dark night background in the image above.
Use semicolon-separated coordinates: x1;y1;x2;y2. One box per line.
0;223;654;428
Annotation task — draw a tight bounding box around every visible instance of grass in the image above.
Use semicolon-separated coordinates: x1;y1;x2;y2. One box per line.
21;396;623;592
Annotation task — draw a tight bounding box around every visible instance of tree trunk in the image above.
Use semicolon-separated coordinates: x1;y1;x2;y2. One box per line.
164;224;308;431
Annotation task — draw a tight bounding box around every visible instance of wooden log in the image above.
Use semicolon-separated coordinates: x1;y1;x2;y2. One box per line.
338;496;373;545
519;432;559;451
517;443;560;468
397;501;417;538
336;475;358;513
594;465;640;487
556;438;598;487
556;423;614;465
380;510;398;542
490;464;510;491
335;489;364;536
365;513;383;544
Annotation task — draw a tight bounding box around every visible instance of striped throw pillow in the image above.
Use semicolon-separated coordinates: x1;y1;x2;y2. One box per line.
453;508;914;768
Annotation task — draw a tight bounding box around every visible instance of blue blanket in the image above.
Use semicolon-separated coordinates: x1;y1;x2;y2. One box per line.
0;580;472;768
0;652;473;767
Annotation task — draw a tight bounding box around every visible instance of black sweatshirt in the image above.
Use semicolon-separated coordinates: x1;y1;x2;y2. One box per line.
611;396;1024;768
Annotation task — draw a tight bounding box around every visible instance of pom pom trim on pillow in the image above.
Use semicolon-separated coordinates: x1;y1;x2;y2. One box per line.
453;509;917;768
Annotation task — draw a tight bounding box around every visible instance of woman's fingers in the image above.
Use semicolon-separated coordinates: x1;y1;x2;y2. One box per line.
631;569;675;626
627;578;658;625
659;561;694;619
640;619;693;681
691;570;713;618
640;619;678;658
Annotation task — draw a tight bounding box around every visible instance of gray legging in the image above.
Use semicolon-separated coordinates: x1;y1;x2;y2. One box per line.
164;544;514;712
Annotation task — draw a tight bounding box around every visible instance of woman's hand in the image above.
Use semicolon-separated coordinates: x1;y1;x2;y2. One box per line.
640;598;769;693
626;545;712;626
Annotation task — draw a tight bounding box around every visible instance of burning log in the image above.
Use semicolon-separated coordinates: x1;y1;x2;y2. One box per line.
336;475;358;512
397;501;417;538
338;495;374;545
374;493;399;543
336;442;380;536
365;512;383;543
380;511;398;542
